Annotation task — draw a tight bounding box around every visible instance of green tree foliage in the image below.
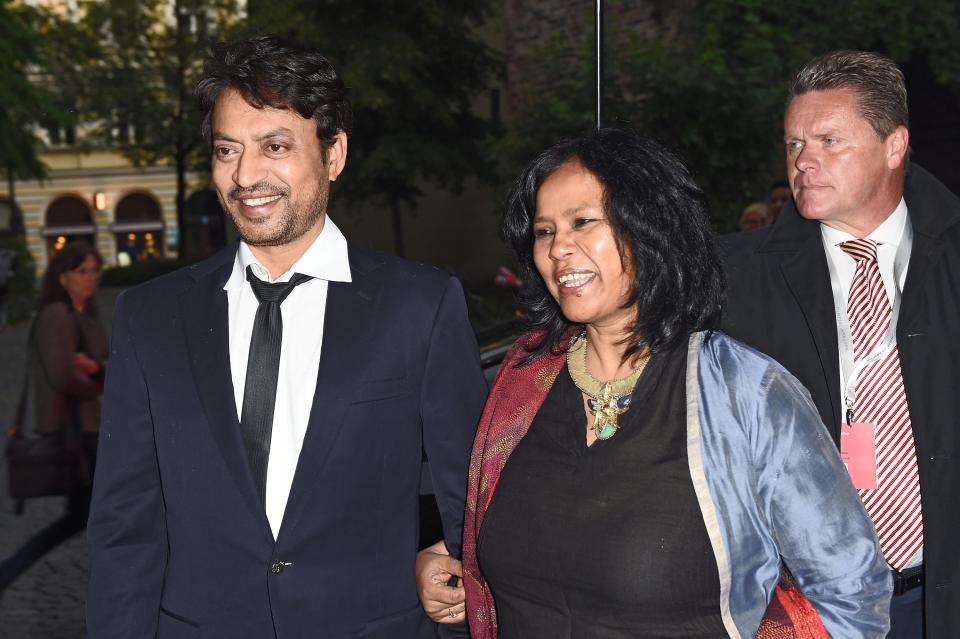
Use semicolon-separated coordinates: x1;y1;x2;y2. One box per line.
240;0;498;256
0;1;57;198
503;0;960;229
42;0;242;253
493;11;637;174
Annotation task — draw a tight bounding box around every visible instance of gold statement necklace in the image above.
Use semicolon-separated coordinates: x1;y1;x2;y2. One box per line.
566;334;650;440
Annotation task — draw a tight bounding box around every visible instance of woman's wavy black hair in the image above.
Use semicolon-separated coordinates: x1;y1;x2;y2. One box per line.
501;127;724;362
195;35;353;160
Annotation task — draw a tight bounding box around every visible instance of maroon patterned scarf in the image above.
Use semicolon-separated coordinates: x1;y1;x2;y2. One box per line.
461;331;827;639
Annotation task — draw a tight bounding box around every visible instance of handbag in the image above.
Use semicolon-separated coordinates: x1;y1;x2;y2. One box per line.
5;429;86;501
756;573;829;639
5;318;91;508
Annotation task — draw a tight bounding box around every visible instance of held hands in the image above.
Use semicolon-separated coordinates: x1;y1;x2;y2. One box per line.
416;540;466;624
74;353;100;376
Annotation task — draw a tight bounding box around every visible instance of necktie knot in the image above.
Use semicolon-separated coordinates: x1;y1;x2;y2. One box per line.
246;265;312;304
839;238;879;263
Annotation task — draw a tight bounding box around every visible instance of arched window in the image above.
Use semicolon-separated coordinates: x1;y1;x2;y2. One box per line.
43;195;95;258
111;192;165;264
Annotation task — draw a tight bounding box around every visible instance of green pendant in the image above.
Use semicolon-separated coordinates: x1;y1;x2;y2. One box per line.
595;420;618;440
592;396;623;440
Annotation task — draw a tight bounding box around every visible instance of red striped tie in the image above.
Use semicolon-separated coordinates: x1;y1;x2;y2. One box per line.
840;238;922;570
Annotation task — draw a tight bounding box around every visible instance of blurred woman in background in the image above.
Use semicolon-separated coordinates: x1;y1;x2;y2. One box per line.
31;241;107;477
0;242;107;592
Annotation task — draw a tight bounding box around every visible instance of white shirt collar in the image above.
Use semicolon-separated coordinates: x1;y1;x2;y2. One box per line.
820;197;909;249
223;216;352;290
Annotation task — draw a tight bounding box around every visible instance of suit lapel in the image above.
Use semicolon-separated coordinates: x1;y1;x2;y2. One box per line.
898;231;943;336
899;165;959;336
276;250;383;540
178;256;273;542
764;209;844;434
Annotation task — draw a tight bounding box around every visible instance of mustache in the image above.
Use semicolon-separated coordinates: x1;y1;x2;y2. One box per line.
228;181;290;201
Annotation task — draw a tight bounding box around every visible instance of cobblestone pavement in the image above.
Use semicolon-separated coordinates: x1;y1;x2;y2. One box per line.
0;288;121;639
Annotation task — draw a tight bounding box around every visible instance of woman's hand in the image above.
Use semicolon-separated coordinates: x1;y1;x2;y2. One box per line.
74;353;100;376
416;540;466;623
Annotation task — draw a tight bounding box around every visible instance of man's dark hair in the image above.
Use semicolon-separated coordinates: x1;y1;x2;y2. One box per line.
195;35;353;158
769;179;790;192
790;50;908;140
501;127;724;363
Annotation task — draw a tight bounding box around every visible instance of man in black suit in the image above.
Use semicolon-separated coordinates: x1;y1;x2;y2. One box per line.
722;50;960;638
86;36;486;638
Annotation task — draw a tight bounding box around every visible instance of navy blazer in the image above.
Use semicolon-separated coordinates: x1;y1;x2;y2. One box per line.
86;243;487;639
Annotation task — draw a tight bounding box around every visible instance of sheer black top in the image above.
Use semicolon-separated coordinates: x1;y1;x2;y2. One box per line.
477;343;727;638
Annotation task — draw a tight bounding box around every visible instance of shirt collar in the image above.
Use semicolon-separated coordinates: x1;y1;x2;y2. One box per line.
820;197;909;249
224;216;352;290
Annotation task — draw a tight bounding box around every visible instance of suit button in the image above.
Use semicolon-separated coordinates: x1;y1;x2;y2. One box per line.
270;562;284;574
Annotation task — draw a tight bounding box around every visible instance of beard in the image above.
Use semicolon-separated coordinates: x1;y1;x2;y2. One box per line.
222;178;330;248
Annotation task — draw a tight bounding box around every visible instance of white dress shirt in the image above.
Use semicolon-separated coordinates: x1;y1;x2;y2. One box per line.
820;197;922;568
224;217;352;539
820;198;910;311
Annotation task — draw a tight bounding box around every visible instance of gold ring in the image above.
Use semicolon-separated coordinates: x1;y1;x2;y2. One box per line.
447;608;457;618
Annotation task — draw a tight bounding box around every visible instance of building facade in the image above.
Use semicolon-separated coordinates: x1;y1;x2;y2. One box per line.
14;148;184;273
9;0;243;275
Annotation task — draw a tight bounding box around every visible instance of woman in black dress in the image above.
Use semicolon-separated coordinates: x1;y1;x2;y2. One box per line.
420;129;892;638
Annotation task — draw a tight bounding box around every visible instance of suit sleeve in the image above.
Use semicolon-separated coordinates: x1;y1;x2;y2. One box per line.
758;366;892;638
420;278;487;557
419;277;487;638
86;291;167;638
420;276;487;560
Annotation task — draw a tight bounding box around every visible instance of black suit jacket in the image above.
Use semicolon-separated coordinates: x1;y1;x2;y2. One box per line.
721;165;960;638
86;243;487;639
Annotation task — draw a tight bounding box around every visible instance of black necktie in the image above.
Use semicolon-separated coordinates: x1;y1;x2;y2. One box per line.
240;265;313;507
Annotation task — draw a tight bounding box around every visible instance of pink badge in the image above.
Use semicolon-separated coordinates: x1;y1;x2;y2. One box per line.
840;422;878;490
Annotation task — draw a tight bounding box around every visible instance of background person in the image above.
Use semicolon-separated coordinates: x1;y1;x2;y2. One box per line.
0;241;106;592
450;128;890;638
721;50;960;639
739;201;771;231
767;179;792;221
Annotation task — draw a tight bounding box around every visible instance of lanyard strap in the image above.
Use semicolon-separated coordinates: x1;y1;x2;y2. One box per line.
825;218;913;422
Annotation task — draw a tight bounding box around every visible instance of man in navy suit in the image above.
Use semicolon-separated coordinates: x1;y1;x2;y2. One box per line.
86;36;486;638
